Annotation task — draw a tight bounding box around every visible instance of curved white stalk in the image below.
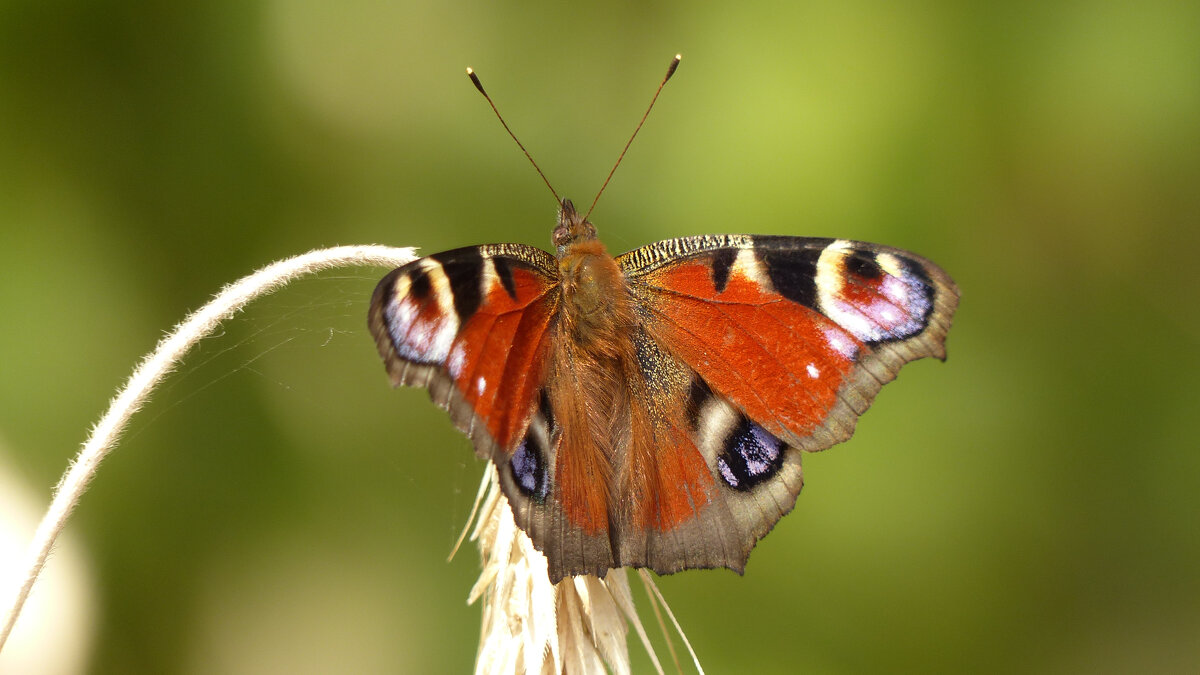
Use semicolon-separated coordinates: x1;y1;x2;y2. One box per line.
0;245;416;651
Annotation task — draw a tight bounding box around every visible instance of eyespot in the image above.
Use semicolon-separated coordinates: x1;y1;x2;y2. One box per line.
510;434;550;502
716;418;786;491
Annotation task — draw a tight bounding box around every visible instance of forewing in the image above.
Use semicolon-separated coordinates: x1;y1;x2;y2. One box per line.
368;243;561;460
619;234;958;452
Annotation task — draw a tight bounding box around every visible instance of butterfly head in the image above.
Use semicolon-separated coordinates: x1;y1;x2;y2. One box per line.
552;199;598;254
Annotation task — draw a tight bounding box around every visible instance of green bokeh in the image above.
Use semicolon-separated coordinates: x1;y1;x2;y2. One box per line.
1;1;1197;673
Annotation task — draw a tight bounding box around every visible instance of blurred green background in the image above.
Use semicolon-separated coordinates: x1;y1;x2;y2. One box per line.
1;1;1197;673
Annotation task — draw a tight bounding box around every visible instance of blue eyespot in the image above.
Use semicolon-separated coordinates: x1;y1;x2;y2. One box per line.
510;436;550;502
716;419;785;491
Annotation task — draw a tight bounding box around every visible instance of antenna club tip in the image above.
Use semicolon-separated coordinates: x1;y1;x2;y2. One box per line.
665;54;681;80
467;67;486;95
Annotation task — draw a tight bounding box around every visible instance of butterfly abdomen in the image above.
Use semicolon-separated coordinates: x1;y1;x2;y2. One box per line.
545;236;640;539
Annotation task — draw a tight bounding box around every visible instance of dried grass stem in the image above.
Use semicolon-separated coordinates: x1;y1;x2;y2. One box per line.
0;245;416;650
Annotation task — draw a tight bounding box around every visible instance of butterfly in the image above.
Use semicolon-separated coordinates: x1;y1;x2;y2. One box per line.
368;197;959;582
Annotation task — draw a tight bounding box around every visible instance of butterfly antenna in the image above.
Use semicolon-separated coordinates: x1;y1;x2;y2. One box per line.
467;67;561;205
584;54;682;221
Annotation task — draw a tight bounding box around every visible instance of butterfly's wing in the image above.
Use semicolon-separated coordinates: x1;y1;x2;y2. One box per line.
371;244;624;578
368;244;561;462
370;241;686;581
616;235;958;573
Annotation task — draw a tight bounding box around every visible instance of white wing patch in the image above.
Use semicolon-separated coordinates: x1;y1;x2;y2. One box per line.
816;241;930;344
386;259;460;364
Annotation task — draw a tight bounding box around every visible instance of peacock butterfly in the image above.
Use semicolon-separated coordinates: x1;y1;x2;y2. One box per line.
368;57;959;582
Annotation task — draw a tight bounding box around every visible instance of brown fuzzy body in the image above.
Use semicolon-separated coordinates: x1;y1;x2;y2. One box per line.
550;208;715;539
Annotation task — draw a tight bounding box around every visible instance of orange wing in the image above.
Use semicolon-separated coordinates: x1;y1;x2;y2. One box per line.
602;235;959;578
621;235;958;453
368;244;560;459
